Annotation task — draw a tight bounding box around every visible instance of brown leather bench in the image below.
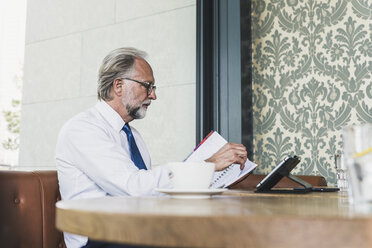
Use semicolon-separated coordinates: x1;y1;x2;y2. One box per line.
0;170;326;248
0;170;66;248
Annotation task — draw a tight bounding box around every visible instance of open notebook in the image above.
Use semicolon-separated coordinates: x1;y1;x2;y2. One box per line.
184;131;258;189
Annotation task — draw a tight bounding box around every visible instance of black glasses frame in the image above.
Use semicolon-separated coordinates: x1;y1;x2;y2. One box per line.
121;77;156;95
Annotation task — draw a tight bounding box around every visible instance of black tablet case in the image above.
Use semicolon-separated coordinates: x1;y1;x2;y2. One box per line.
255;156;338;193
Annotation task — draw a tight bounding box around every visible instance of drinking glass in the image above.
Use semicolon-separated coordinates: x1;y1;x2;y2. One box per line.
343;124;372;204
335;154;348;191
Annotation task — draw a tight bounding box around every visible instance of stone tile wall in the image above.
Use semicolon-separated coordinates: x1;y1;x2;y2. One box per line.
19;0;196;167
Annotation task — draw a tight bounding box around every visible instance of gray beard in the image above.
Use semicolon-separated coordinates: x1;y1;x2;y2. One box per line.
126;104;146;119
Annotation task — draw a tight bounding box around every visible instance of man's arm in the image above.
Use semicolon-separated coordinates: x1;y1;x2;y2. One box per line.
205;143;247;171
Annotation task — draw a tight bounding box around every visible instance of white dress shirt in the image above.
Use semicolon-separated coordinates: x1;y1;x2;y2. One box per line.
56;100;171;248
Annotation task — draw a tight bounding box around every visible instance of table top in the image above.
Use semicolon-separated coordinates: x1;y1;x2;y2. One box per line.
56;190;372;248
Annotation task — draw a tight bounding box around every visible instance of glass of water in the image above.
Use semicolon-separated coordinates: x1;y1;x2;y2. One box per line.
335;154;348;191
343;124;372;204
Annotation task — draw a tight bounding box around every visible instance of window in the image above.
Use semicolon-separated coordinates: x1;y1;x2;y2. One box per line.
196;0;253;159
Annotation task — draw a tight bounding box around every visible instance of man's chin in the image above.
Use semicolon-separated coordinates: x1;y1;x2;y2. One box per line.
131;108;147;119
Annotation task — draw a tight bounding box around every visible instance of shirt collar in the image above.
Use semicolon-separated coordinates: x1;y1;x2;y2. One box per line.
95;101;126;133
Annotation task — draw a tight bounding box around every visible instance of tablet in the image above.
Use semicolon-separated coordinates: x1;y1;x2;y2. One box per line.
255;156;339;193
256;156;303;192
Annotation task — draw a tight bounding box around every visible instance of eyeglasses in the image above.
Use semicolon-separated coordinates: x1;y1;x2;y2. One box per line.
121;77;156;95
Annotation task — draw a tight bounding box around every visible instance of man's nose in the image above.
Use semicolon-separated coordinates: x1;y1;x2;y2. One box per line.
149;89;157;100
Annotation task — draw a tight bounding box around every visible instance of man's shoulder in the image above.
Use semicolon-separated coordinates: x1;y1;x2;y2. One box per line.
64;107;95;126
59;106;107;136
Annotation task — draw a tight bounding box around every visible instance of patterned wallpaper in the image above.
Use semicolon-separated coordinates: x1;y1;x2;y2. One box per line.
251;0;372;184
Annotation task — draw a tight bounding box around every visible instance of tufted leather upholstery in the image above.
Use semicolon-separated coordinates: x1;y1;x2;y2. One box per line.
0;170;66;248
229;174;327;190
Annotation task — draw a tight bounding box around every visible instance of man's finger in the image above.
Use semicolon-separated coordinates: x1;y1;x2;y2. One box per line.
228;143;246;151
233;155;245;166
237;156;247;170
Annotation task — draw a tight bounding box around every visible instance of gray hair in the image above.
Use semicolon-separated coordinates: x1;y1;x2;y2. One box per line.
97;47;147;101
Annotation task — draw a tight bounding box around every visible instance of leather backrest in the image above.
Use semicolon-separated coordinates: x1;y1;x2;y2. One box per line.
0;170;65;248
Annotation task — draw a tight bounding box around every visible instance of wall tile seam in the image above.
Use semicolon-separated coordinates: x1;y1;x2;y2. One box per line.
113;0;117;25
114;3;196;25
156;82;196;88
26;4;196;46
74;83;196;99
21;82;196;105
79;34;84;97
21;95;95;106
25;21;115;46
25;31;83;47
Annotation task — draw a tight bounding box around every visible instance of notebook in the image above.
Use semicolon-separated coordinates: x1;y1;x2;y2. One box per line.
184;131;258;188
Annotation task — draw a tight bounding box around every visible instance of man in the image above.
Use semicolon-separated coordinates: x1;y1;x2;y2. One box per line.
56;47;247;248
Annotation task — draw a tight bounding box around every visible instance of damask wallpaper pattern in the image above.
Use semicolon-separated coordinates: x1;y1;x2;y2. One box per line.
251;0;372;184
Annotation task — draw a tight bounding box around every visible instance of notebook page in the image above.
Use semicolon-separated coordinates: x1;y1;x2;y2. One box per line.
186;132;227;162
185;132;258;188
212;159;257;188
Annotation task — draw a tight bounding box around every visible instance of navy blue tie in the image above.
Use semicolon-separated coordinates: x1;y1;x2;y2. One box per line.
122;123;147;170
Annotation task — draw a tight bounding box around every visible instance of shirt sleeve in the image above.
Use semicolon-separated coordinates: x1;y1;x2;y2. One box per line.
58;119;171;196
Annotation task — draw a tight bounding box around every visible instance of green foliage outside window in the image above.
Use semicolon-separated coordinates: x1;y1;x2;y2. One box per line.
2;69;22;151
2;99;21;150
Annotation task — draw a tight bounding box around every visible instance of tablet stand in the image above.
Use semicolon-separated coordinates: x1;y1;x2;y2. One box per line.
286;174;312;189
255;156;313;193
256;173;313;193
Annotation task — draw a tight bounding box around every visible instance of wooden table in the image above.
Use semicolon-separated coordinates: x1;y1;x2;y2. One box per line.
56;190;372;248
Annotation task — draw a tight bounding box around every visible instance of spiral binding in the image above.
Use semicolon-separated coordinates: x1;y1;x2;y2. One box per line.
211;165;233;186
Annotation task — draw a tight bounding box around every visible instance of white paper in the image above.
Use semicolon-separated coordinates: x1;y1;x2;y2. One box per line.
185;131;258;188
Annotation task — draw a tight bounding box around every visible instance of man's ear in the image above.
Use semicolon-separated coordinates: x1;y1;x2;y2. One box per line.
112;78;124;97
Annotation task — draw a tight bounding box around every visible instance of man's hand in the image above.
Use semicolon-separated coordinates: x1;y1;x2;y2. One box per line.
205;143;247;171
